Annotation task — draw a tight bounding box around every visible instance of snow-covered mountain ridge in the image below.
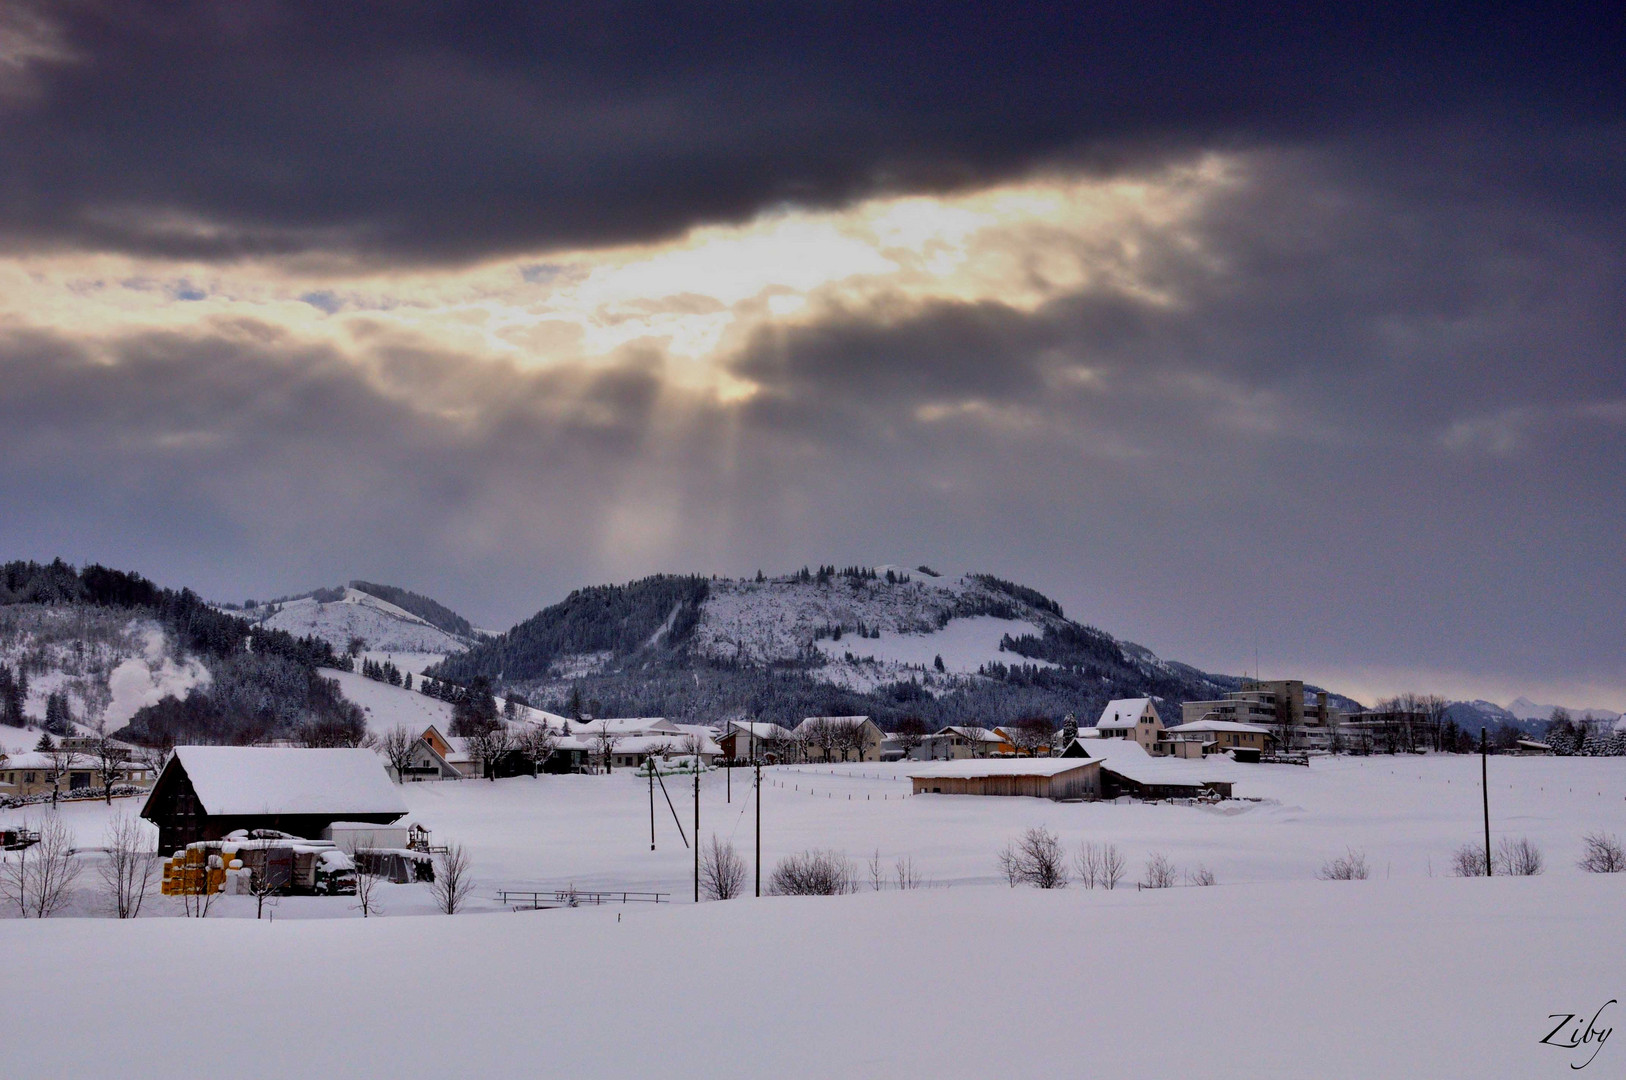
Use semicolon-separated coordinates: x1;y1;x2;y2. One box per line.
430;569;1247;728
235;587;472;656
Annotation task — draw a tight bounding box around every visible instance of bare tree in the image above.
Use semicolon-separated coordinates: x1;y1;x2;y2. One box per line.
1496;837;1543;876
998;826;1069;889
587;721;624;773
769;849;856;895
429;842;474;913
338;831;384;917
378;725;417;783
516;722;558;776
1075;841;1102;889
699;835;747;900
1185;865;1217;886
895;855;923;890
465;723;514;781
99;813;157;918
179;849;221;918
1009;716;1055;757
1580;832;1626;873
43;741;81;807
1141;852;1178;889
892;717;929;759
1100;844;1127;889
246;848;283;920
1318;848;1370;880
1;815;82;917
88;721;129;804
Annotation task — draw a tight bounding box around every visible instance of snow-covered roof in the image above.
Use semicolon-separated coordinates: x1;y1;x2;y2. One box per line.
794;715;874;733
935;725;1005;742
1095;698;1156;729
1167;720;1271;735
722;720;794;741
1071;738;1232;786
574;717;677;736
148;747;408;818
0;751;61;770
907;758;1097;780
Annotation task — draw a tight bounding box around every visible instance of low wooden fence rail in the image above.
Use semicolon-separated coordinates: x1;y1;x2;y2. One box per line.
497;889;670;909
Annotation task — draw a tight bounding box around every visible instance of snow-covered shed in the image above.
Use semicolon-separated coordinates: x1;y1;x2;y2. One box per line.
141;746;408;851
1060;738;1233;800
907;758;1101;800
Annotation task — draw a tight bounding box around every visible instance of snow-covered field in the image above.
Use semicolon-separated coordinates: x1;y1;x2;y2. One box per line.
2;755;1622;1076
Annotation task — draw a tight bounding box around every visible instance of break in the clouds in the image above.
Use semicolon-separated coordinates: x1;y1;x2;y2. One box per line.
0;2;1622;707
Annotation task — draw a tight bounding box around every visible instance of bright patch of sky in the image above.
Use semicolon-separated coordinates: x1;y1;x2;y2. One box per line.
0;156;1234;396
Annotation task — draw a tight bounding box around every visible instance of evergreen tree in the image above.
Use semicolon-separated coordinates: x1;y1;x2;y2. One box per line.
34;732;54;752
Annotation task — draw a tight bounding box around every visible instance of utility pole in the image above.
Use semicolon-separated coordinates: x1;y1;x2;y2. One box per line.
1481;727;1492;876
649;761;656;851
694;744;701;902
755;756;762;897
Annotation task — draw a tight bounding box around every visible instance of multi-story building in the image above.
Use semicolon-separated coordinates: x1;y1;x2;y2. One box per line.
1181;680;1340;751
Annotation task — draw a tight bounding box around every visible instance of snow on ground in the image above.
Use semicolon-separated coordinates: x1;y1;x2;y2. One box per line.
0;876;1621;1078
7;755;1624;906
813;614;1053;676
2;755;1625;1075
250;588;468;655
327;667;455;736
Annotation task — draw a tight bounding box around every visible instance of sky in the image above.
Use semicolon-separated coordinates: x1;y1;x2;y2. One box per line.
0;2;1622;709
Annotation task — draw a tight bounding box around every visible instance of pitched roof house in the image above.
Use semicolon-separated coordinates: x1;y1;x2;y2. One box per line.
140;746;408;852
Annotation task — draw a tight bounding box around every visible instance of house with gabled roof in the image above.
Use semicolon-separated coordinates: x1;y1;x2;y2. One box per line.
1094;698;1164;752
140;746;408;852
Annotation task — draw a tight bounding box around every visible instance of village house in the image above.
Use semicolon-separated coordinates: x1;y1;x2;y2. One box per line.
794;715;885;762
912;725;1009;760
717;720;796;762
908;758;1101;800
1156;719;1275;761
0;750;156;799
141;746;408;852
1094;698;1165;752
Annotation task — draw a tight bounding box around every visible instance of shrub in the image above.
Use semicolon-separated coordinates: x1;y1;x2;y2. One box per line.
1185;865;1217;887
997;826;1068;889
1451;843;1490;877
1140;852;1177;889
700;836;747;900
1318;848;1370;881
1496;837;1543;877
769;850;856;896
1579;831;1626;873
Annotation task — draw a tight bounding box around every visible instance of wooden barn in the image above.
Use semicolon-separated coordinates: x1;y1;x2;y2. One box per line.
908;758;1101;800
1060;738;1234;800
141;746;408;852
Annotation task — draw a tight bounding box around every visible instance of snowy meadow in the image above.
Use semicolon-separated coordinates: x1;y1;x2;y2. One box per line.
1;754;1624;1077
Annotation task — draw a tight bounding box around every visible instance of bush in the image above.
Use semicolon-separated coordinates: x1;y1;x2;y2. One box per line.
997;826;1069;889
1496;837;1543;877
1185;865;1217;887
1452;843;1490;877
1318;848;1370;881
699;836;746;901
1140;853;1177;889
769;850;856;896
1579;831;1626;873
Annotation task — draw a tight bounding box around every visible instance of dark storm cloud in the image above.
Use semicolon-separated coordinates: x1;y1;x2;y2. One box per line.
722;145;1626;692
0;0;1621;261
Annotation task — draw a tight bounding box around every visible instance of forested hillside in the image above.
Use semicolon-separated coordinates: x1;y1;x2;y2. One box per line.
430;568;1247;729
0;560;362;746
